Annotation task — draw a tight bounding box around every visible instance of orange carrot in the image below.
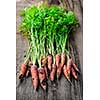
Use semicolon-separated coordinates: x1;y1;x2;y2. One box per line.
63;65;70;82
47;54;53;71
56;63;62;79
71;67;78;80
50;64;57;81
66;59;73;77
56;54;61;79
44;65;48;79
72;63;79;73
19;64;27;79
61;53;66;67
56;54;61;67
41;57;48;79
38;68;47;90
56;53;66;79
31;65;39;90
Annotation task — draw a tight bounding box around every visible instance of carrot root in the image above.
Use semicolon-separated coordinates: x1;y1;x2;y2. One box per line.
56;54;61;67
57;64;62;79
47;55;53;71
19;64;27;79
44;65;48;79
63;65;71;82
72;63;80;73
38;68;47;90
61;53;66;67
50;64;57;81
31;65;39;90
71;67;78;80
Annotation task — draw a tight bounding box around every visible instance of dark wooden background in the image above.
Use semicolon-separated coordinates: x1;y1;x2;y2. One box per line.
16;0;83;100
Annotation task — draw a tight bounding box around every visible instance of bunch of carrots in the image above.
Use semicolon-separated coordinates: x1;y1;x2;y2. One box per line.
18;2;79;91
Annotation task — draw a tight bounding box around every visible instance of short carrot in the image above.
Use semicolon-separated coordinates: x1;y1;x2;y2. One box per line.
50;64;57;81
19;64;27;79
31;65;39;90
56;63;62;79
44;65;48;79
38;68;47;90
47;54;53;71
63;65;70;82
71;67;78;80
56;54;61;67
66;59;72;78
41;57;48;79
61;53;66;67
72;63;80;73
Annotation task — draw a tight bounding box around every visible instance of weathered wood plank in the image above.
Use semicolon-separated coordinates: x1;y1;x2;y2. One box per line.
16;0;83;100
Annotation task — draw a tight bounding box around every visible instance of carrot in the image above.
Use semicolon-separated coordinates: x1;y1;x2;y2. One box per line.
44;65;48;79
50;64;57;81
56;54;61;67
61;53;66;67
72;62;80;73
63;65;70;82
41;57;48;79
56;63;62;79
56;53;66;79
38;68;47;90
71;67;78;80
31;65;39;90
19;64;27;79
47;54;53;71
66;59;72;77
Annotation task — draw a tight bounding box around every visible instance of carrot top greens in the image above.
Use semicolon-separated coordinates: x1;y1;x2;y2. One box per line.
19;2;79;68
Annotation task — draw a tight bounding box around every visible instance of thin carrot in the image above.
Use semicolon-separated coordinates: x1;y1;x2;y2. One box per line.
44;65;48;79
19;64;27;79
47;54;53;71
50;64;57;81
63;65;70;82
41;57;48;79
57;63;62;79
71;67;78;80
38;68;47;90
61;53;66;67
56;54;61;67
56;53;66;79
72;62;80;73
66;58;72;78
31;65;39;90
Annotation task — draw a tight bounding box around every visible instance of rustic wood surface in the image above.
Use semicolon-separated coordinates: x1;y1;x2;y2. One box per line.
16;0;83;100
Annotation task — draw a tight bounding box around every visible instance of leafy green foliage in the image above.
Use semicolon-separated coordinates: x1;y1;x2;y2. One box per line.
19;2;79;66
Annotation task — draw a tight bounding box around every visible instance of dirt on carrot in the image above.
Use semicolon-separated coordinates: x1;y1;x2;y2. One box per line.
38;68;47;90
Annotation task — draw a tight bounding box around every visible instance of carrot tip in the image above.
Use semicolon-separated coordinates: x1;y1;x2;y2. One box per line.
57;74;60;79
19;74;23;79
